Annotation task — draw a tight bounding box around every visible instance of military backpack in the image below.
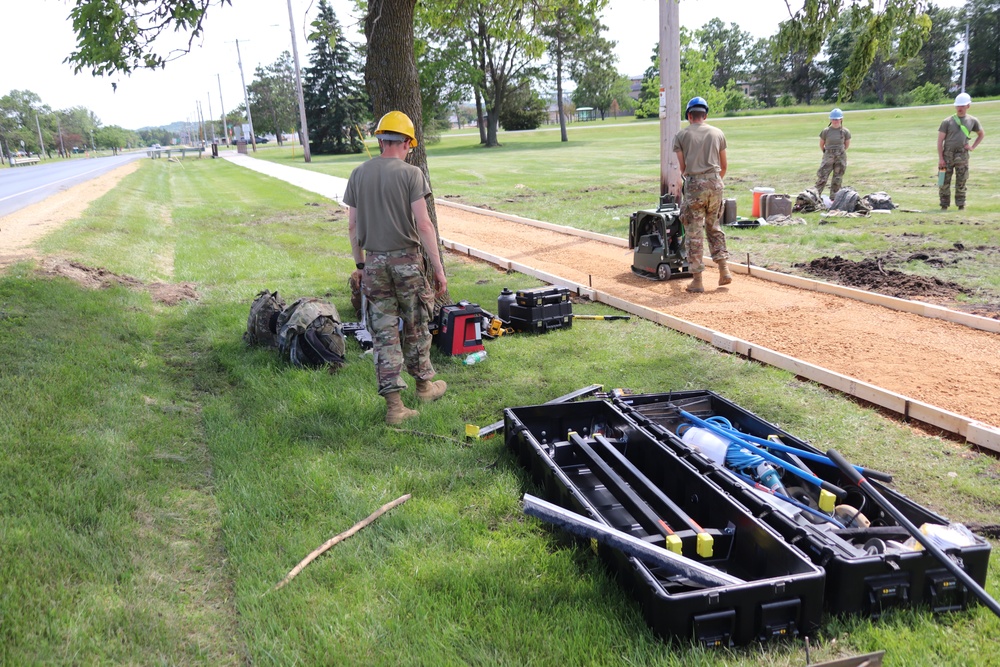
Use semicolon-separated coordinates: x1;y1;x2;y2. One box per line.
794;188;824;213
244;290;286;348
276;297;347;371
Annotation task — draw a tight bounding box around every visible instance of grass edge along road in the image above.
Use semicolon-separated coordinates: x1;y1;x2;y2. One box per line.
0;158;998;665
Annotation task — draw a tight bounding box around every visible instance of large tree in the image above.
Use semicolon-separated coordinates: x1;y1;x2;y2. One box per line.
424;1;544;147
304;0;368;154
916;4;961;88
537;0;609;142
696;18;754;90
564;17;622;123
965;0;1000;93
248;52;298;146
778;0;931;101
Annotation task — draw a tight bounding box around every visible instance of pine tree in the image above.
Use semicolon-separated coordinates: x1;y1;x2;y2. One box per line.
304;0;368;154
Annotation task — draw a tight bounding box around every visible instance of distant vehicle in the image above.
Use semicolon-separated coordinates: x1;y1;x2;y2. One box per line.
152;144;161;150
255;136;269;144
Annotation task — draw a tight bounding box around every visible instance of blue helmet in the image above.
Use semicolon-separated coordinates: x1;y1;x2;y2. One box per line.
686;97;709;116
829;108;844;120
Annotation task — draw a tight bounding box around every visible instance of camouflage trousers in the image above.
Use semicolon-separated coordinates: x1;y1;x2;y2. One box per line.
362;249;437;396
815;148;847;196
940;147;970;208
681;175;728;274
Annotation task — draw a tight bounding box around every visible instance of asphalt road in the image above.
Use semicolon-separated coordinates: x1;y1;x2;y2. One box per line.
0;152;145;218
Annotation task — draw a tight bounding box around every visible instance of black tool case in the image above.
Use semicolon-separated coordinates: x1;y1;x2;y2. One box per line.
504;399;825;646
612;390;993;618
514;286;571;307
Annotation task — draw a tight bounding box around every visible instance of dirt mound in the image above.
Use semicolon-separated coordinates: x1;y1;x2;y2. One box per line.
796;256;965;301
37;258;198;305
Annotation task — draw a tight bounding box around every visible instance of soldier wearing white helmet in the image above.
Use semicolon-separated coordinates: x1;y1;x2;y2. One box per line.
815;108;851;197
937;93;985;211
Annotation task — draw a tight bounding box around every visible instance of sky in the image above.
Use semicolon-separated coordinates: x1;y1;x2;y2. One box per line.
0;0;970;131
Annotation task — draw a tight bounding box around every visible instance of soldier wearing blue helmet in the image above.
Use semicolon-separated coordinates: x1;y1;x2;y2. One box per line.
672;96;731;293
815;108;851;197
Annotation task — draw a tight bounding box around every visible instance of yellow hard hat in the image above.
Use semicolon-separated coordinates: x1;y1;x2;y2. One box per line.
374;110;417;148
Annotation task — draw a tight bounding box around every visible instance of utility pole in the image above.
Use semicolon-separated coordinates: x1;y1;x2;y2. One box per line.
57;116;66;157
35;114;46;159
961;17;970;93
659;0;682;201
286;0;311;162
235;39;258;152
217;74;230;146
207;93;217;143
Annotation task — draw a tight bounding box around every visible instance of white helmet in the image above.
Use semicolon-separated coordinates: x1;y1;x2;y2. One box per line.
954;92;972;106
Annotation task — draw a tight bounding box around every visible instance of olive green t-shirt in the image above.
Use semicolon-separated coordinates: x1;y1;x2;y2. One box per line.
938;114;982;151
819;125;851;150
343;156;431;252
671;122;727;176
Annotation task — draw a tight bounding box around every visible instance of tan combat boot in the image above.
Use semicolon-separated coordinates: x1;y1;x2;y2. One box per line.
717;260;733;286
686;272;705;293
416;379;447;403
385;391;418;425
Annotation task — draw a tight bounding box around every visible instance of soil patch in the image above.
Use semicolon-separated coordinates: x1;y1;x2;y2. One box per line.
797;255;965;300
37;258;199;305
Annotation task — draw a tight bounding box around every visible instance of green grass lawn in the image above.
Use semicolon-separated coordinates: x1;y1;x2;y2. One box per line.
1;121;998;664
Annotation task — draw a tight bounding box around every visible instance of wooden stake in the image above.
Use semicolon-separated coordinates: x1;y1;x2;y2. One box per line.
270;493;412;592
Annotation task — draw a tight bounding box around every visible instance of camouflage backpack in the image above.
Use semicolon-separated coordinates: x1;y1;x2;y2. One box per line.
794;188;824;213
276;297;347;371
244;290;286;348
830;187;872;214
861;192;896;210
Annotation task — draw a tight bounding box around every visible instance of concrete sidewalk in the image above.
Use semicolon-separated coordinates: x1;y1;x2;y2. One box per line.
222;153;348;205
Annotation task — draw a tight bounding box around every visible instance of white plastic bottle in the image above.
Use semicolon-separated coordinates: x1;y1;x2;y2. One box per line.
680;427;731;465
463;350;488;365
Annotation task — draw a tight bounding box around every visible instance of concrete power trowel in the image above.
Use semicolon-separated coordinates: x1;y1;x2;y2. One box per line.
629;194;690;281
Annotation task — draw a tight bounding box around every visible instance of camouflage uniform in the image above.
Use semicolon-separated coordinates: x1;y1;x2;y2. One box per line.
815;125;850;196
362;249;436;396
681;175;728;273
815;147;847;196
939;147;969;208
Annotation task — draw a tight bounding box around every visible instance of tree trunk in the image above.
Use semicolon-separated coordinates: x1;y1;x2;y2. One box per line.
363;0;450;303
474;90;486;144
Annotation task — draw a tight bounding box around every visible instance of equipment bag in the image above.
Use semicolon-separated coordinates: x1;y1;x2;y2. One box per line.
276;297;347;371
861;192;896;210
830;187;872;214
793;188;824;213
244;290;286;348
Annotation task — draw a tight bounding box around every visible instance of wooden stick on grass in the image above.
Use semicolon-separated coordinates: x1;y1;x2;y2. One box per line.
270;493;412;593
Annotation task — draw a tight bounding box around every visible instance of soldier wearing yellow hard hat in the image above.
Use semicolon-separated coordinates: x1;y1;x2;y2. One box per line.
344;111;448;424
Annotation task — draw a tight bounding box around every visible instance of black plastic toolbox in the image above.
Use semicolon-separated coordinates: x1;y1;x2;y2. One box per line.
504;399;825;646
612;390;993;618
514;285;571;307
507;301;572;333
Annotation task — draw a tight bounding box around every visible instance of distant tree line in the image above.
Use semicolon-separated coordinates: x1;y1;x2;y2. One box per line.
0;90;149;164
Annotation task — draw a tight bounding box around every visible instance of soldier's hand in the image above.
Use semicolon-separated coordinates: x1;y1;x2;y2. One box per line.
433;266;448;297
351;268;364;285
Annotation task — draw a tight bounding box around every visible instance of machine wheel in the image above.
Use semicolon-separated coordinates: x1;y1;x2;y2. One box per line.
656;263;672;281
